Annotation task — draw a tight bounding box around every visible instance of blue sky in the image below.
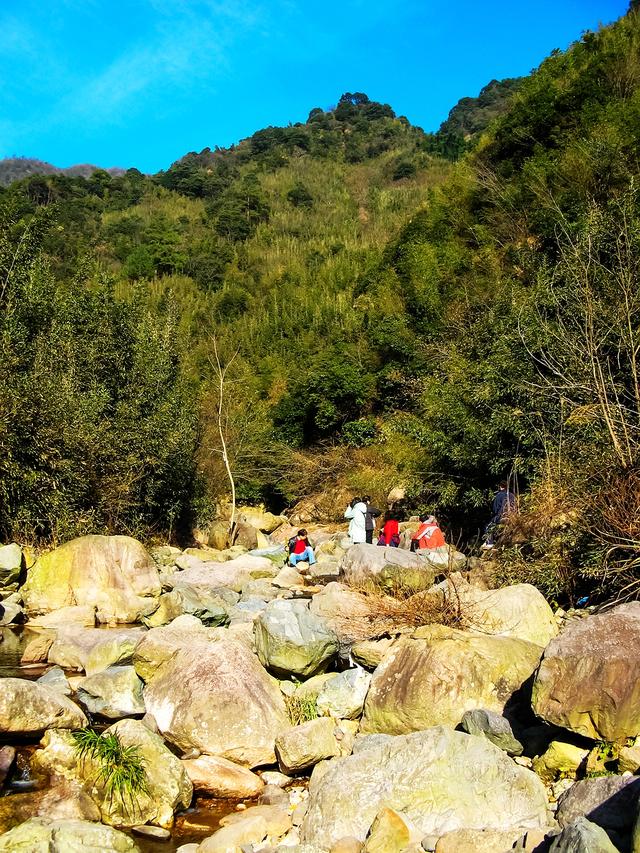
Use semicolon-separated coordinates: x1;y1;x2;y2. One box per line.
0;0;629;173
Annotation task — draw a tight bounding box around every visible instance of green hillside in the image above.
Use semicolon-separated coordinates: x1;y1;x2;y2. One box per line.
2;10;640;603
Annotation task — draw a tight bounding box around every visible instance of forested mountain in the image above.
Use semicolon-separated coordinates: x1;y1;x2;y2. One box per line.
0;157;124;187
439;77;524;137
2;9;640;603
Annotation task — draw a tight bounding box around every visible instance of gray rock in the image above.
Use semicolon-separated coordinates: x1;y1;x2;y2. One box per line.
549;817;618;852
255;599;339;678
132;824;171;841
300;727;549;849
460;709;524;755
145;585;228;628
556;775;640;833
533;602;640;741
75;665;145;719
259;784;290;805
0;543;22;588
338;543;437;586
37;666;71;696
141;634;290;768
0;601;23;625
316;668;371;720
0;817;140;852
0;678;87;735
0;746;15;786
241;579;279;601
275;718;341;773
352;734;395;754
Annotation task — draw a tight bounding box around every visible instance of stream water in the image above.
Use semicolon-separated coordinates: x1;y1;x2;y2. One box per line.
0;626;241;851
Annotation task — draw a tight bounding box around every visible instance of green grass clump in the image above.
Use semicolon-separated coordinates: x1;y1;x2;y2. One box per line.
285;693;318;726
72;728;149;817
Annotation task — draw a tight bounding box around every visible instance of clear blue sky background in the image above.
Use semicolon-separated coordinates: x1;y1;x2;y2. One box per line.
0;0;629;173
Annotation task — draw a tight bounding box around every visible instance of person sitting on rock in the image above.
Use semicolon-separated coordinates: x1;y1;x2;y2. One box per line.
411;514;446;551
344;497;367;544
288;529;316;566
377;513;401;547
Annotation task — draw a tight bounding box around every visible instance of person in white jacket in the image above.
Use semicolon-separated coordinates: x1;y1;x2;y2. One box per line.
344;498;368;544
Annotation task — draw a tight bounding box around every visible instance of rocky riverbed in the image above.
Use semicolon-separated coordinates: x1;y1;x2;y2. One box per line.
0;521;639;852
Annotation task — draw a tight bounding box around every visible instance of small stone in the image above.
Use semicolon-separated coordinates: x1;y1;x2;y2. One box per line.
0;746;16;786
37;667;71;697
259;784;289;806
460;709;523;756
275;718;341;773
260;771;292;788
618;738;640;773
363;807;417;852
132;825;171;841
331;838;363;853
532;741;589;783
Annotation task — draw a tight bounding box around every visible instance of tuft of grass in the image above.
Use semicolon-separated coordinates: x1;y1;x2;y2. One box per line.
284;694;318;726
338;574;471;641
72;728;149;818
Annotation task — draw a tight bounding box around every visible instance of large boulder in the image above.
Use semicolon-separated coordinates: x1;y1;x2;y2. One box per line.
0;779;100;834
338;544;437;586
238;507;287;533
144;585;228;629
300;727;549;848
532;602;640;741
75;666;145;719
255;599;339;678
141;635;290;767
21;535;161;624
456;583;557;647
164;554;275;593
361;625;543;734
0;817;140;852
47;626;145;675
33;719;192;828
555;775;640;835
132;615;210;681
0;678;86;735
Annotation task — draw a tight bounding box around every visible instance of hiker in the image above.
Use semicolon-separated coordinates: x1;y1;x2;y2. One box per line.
288;529;316;566
377;512;400;547
483;481;516;548
344;497;367;544
411;514;446;551
362;495;382;544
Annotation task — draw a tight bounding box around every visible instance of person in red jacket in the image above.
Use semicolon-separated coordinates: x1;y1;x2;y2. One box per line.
287;529;316;566
377;513;401;547
411;514;446;550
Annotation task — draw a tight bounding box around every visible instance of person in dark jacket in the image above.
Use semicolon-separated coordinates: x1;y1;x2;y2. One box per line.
483;481;516;548
362;495;382;545
287;529;316;566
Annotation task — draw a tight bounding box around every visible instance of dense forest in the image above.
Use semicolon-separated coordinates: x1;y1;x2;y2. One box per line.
2;6;640;604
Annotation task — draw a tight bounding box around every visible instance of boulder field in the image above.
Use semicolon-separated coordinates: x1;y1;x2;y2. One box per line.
0;528;638;852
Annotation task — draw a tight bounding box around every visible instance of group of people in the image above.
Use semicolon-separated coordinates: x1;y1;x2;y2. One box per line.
285;482;516;566
344;497;446;551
